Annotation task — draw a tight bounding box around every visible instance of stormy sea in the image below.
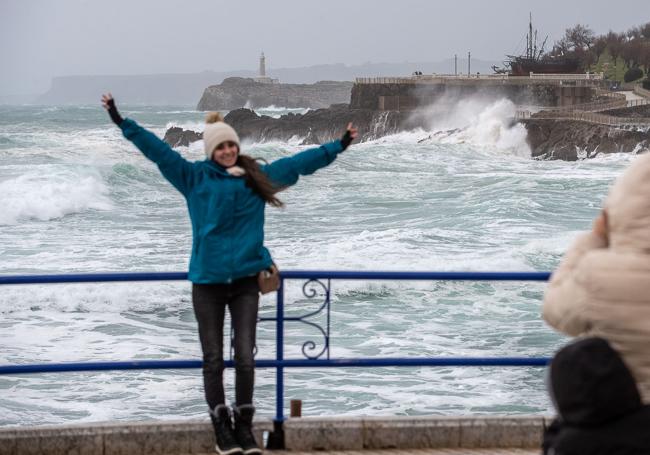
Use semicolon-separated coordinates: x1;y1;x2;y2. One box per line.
0;101;637;427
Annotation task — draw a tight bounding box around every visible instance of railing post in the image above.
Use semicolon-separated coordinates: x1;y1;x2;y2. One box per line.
267;277;285;449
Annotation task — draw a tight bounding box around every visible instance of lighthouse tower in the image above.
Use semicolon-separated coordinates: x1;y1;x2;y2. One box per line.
259;52;266;78
254;52;277;84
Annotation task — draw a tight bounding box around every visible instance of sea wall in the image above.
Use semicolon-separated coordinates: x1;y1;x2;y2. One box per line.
196;78;353;111
351;81;594;111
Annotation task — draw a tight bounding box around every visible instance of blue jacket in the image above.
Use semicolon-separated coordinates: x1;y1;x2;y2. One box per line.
120;118;344;284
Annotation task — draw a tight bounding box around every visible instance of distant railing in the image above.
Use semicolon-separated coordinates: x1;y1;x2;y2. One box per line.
514;87;650;125
0;269;552;434
516;109;650;127
528;72;604;81
627;98;650;108
531;97;626;113
355;73;604;86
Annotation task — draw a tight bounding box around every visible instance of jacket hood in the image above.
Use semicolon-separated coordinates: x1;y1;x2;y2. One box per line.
605;153;650;253
550;337;642;426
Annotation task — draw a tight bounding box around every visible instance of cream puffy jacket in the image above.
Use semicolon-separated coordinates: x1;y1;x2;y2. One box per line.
543;153;650;403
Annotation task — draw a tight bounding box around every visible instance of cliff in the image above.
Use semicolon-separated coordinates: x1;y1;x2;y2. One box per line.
196;78;353;110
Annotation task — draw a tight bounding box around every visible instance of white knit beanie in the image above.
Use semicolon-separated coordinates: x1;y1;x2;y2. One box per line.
203;112;240;160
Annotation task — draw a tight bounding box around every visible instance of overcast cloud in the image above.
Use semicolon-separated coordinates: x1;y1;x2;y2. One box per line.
1;0;648;96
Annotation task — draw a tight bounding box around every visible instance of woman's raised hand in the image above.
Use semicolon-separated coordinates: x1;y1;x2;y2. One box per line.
592;210;609;243
101;93;124;126
340;122;358;151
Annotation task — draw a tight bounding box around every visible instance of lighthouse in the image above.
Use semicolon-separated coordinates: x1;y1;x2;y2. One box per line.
255;52;278;84
259;52;266;78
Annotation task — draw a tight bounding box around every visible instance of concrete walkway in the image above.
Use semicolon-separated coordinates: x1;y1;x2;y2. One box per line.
621;90;645;101
193;450;539;455
0;417;547;455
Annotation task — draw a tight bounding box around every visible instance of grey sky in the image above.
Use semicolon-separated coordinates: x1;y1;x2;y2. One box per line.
1;0;647;96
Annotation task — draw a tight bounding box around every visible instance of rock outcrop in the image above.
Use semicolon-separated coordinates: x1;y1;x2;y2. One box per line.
523;119;650;160
162;105;420;147
196;78;353;111
222;105;419;144
163;126;202;147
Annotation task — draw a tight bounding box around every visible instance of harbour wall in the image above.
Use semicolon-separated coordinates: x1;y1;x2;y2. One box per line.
351;78;596;111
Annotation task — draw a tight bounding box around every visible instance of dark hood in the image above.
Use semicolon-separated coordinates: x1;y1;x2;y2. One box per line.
550;337;642;426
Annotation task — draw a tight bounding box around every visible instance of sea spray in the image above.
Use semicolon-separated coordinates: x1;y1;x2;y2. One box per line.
0;168;112;225
412;97;531;157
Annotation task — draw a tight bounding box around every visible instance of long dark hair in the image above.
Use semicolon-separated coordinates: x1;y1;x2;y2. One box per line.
237;154;284;208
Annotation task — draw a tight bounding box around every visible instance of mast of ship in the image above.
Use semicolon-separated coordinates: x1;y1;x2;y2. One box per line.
528;12;533;59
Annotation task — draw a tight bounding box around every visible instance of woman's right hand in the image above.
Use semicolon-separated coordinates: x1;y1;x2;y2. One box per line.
101;93;124;126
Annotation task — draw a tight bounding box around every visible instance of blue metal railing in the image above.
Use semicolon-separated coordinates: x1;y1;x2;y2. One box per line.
0;270;552;426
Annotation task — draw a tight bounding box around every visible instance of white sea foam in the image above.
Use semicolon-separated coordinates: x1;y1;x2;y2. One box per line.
246;104;310;119
164;120;204;134
0;168;113;224
413;98;531;157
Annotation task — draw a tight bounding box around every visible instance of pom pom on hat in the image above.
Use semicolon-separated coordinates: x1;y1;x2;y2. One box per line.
205;112;224;123
203;112;240;160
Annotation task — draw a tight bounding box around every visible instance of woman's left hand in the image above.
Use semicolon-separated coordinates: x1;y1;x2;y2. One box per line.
101;93;124;126
340;123;358;151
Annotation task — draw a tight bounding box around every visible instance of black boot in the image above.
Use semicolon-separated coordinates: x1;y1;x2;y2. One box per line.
210;405;243;455
233;404;263;455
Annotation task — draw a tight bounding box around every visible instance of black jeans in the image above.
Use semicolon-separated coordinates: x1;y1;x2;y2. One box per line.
192;276;259;409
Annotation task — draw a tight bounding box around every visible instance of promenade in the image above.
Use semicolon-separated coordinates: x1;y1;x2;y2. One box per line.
210;450;538;455
0;416;547;455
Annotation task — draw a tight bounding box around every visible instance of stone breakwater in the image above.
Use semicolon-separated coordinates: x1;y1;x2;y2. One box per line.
196;78;353;111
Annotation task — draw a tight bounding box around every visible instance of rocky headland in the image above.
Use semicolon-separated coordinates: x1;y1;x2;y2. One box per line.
196;78;353;110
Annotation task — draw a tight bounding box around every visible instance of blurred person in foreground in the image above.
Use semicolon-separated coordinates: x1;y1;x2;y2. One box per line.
542;152;650;453
543;337;650;454
102;93;357;455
